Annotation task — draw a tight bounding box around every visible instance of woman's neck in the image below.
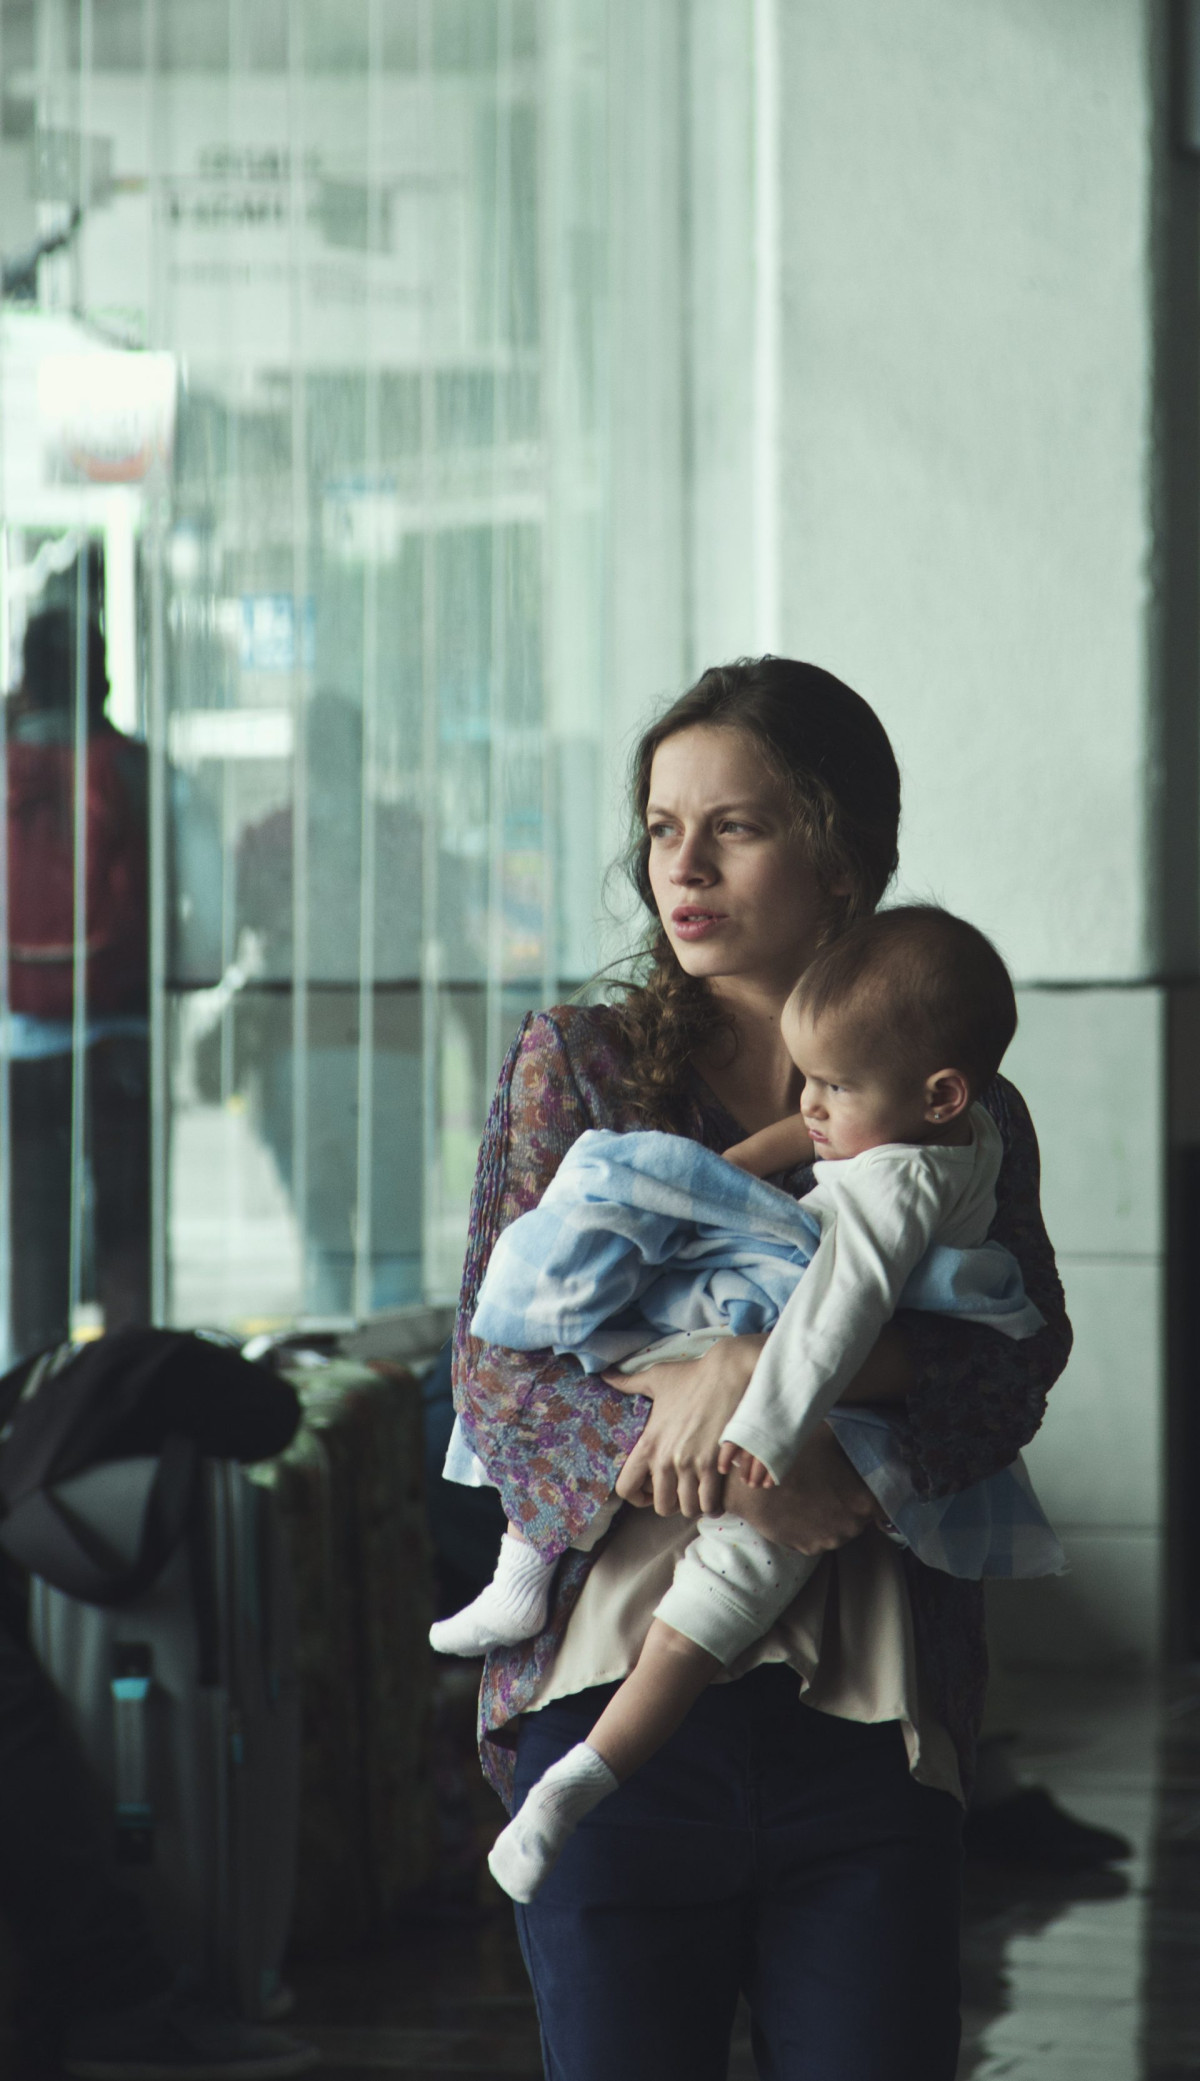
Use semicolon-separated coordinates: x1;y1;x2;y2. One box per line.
693;976;803;1136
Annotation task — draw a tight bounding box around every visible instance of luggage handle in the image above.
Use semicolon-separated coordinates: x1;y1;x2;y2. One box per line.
0;1434;198;1606
111;1642;154;1864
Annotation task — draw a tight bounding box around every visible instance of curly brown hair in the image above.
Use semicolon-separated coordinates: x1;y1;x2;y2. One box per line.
611;657;901;1127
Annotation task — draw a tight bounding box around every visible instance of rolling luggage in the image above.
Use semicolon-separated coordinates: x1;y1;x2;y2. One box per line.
27;1454;300;2022
255;1354;437;1952
10;1327;436;1982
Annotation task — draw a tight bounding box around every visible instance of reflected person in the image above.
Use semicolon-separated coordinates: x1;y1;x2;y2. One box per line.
4;605;150;1357
236;693;431;1316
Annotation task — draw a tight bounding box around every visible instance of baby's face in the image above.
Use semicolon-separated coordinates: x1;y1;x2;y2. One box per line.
783;1003;933;1161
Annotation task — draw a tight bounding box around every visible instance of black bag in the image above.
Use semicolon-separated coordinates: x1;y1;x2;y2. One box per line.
0;1327;300;1604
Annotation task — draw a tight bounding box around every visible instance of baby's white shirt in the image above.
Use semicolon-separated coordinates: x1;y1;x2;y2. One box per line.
720;1104;1003;1486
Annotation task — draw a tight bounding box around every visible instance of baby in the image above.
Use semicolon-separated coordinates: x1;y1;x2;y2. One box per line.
441;906;1039;1902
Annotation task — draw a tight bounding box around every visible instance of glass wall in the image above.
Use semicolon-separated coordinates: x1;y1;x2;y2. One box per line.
0;0;611;1352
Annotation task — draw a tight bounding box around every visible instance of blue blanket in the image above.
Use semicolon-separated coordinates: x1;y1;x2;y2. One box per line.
472;1129;1045;1368
467;1130;1062;1582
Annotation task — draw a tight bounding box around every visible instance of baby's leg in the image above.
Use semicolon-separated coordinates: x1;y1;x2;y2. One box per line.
486;1517;818;1902
585;1618;722;1776
429;1525;557;1656
653;1511;819;1668
485;1621;717;1904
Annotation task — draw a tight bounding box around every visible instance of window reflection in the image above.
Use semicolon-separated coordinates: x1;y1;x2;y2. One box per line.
0;0;608;1349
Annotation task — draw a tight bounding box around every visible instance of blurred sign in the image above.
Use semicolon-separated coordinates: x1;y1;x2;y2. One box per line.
313;178;393;254
36;350;176;483
61;78;477;372
323;475;402;563
239;595;315;674
169;708;294;763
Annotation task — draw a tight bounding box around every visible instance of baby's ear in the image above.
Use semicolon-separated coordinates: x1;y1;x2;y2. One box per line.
924;1068;971;1124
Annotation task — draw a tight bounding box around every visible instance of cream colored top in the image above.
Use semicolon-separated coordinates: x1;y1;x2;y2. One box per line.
525;1505;964;1805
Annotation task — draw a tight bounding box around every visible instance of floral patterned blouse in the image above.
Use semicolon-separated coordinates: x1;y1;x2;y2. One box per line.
452;1002;1072;1809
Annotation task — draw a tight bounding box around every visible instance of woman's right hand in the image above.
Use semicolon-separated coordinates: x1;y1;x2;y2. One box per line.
725;1424;887;1554
610;1335;767;1518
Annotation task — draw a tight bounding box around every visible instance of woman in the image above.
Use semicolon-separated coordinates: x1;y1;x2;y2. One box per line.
452;658;1070;2081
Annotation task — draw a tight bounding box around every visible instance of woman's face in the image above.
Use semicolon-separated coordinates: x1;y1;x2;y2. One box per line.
645;725;831;1000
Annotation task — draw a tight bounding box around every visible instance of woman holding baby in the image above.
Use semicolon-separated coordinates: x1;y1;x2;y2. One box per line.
452;658;1071;2080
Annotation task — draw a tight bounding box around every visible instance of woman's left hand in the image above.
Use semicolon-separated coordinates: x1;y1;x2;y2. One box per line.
607;1335;767;1518
727;1425;886;1553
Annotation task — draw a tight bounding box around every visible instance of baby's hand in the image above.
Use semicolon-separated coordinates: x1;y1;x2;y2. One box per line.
720;1116;816;1179
717;1441;776;1489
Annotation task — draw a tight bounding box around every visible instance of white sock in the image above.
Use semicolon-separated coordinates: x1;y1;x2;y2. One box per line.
487;1743;619;1903
429;1534;557;1656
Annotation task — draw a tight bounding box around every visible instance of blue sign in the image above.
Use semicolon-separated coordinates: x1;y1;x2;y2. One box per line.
240;594;315;673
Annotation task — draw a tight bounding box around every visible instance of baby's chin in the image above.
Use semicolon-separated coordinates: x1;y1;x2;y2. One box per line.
816;1131;900;1160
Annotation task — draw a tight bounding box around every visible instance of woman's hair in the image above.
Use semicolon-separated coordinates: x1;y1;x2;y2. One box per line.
791;904;1017;1095
613;657;901;1126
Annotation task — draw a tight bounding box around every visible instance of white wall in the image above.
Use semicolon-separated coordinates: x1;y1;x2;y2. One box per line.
776;0;1156;986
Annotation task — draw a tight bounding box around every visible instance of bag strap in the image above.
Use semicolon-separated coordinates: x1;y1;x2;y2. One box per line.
0;1341;108;1509
0;1433;198;1607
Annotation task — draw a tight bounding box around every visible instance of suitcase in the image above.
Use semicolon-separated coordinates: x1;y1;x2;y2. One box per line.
29;1455;299;2021
253;1356;436;1953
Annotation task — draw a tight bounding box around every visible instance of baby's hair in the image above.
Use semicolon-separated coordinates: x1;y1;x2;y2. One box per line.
790;904;1017;1095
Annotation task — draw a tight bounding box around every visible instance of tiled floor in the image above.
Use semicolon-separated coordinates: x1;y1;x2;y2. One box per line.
0;1665;1179;2077
958;1673;1158;2080
286;1665;1200;2080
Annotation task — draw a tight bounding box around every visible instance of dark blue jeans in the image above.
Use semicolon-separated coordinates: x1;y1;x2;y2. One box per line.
513;1665;962;2081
